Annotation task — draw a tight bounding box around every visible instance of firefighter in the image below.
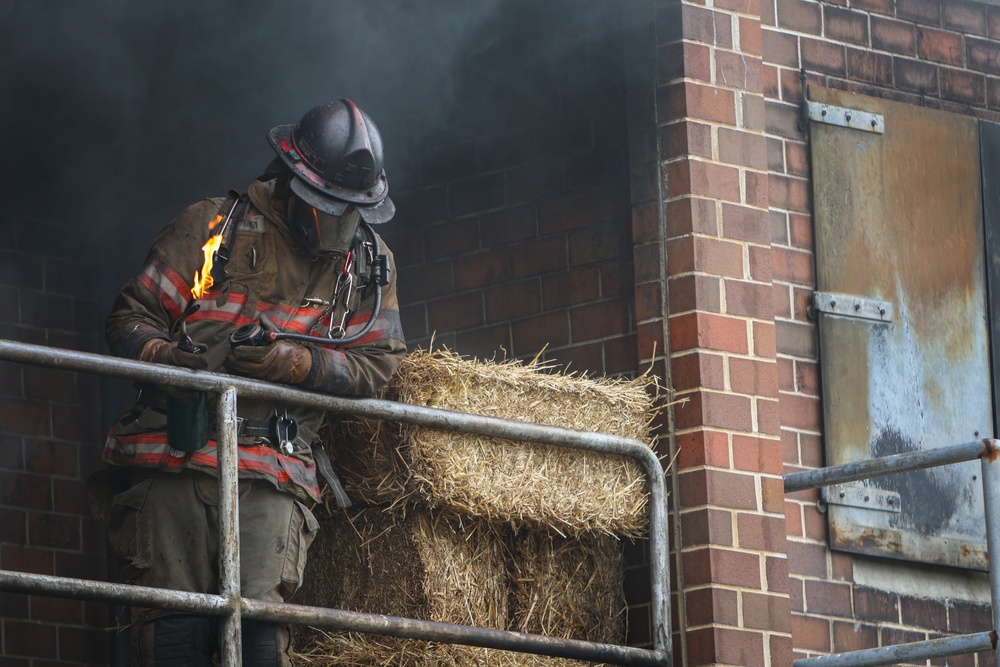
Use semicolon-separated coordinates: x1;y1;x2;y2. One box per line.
96;99;406;665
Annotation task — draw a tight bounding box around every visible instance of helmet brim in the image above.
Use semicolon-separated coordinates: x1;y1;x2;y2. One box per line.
290;173;396;224
356;195;395;225
267;124;389;206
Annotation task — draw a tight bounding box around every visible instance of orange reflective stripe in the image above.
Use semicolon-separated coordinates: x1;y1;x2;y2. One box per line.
255;306;327;334
139;259;192;321
183;291;249;327
139;254;386;343
182;295;327;335
103;432;320;498
337;309;400;347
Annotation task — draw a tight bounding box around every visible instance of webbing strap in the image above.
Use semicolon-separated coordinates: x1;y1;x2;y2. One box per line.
312;446;352;509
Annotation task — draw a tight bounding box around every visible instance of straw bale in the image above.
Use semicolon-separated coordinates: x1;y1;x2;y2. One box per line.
507;529;625;646
293;505;511;666
292;506;621;667
323;348;660;537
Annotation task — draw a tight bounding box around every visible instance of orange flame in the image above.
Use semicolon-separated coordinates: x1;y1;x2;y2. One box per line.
192;234;223;299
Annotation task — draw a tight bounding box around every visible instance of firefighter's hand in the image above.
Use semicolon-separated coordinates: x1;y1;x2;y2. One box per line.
139;337;209;370
224;341;313;385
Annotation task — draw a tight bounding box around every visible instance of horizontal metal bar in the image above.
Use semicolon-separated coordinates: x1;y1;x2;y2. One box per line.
0;338;671;663
821;484;900;513
784;439;992;493
793;631;996;667
0;569;233;616
242;598;667;666
0;339;651;453
0;570;666;667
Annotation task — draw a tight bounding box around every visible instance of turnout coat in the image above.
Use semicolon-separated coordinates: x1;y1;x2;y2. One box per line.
102;178;406;503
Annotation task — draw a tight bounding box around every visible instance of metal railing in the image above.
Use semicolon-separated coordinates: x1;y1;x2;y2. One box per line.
0;338;672;666
785;440;1000;667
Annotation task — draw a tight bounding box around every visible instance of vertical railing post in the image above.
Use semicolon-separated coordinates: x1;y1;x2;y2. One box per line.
217;386;242;665
979;441;1000;667
645;456;671;659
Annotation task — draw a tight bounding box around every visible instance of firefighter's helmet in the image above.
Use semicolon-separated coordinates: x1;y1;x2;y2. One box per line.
267;99;394;224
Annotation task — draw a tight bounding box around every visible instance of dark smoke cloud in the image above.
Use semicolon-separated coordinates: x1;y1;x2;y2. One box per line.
0;0;505;300
0;0;626;321
2;0;627;436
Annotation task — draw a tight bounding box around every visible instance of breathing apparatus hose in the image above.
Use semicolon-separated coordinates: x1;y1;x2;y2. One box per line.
229;222;385;349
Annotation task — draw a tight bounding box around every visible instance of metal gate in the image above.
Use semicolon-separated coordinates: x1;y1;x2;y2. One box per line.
0;339;671;666
785;445;1000;666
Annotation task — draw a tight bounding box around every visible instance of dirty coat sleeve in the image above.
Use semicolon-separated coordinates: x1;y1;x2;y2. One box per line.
105;200;217;359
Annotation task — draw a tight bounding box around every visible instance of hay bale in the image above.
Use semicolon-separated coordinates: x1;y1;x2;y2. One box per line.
293;506;511;666
292;507;622;667
323;349;660;537
507;529;625;645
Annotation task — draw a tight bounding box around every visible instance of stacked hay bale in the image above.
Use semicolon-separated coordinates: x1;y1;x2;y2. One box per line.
293;509;510;666
294;349;659;666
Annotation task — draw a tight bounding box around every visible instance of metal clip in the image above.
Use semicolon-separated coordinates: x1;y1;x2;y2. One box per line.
328;271;355;339
301;297;331;309
362;240;375;267
269;412;299;456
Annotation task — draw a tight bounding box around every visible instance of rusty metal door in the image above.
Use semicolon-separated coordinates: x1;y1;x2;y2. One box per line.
809;86;993;570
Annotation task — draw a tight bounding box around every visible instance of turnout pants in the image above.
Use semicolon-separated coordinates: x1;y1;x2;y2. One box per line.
106;468;318;665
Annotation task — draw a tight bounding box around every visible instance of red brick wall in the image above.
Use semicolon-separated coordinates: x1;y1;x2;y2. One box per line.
378;0;670;651
655;0;795;659
0;223;109;664
14;1;1000;664
763;0;1000;661
378;4;671;647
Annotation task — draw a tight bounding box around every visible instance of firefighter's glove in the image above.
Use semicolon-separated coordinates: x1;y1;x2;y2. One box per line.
224;341;313;386
139;337;208;370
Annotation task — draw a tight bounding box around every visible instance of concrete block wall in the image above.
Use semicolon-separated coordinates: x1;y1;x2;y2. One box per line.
0;221;108;665
761;0;1000;662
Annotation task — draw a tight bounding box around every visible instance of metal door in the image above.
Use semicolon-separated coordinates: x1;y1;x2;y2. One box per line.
809;86;992;570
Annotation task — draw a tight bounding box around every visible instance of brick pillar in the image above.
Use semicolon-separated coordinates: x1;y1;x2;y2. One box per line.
654;0;793;663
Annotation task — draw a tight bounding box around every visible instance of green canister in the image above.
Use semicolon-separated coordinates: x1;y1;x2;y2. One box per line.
166;392;209;452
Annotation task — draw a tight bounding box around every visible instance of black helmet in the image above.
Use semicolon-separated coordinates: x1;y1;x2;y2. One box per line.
268;99;394;224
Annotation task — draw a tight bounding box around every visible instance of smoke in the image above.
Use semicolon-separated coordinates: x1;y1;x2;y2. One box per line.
0;0;508;295
1;0;629;446
0;0;626;314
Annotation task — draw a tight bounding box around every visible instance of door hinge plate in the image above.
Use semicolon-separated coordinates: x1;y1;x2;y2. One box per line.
822;484;901;513
807;101;885;134
811;291;894;323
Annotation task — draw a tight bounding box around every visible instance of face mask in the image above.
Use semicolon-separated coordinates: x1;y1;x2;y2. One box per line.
289;197;362;256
